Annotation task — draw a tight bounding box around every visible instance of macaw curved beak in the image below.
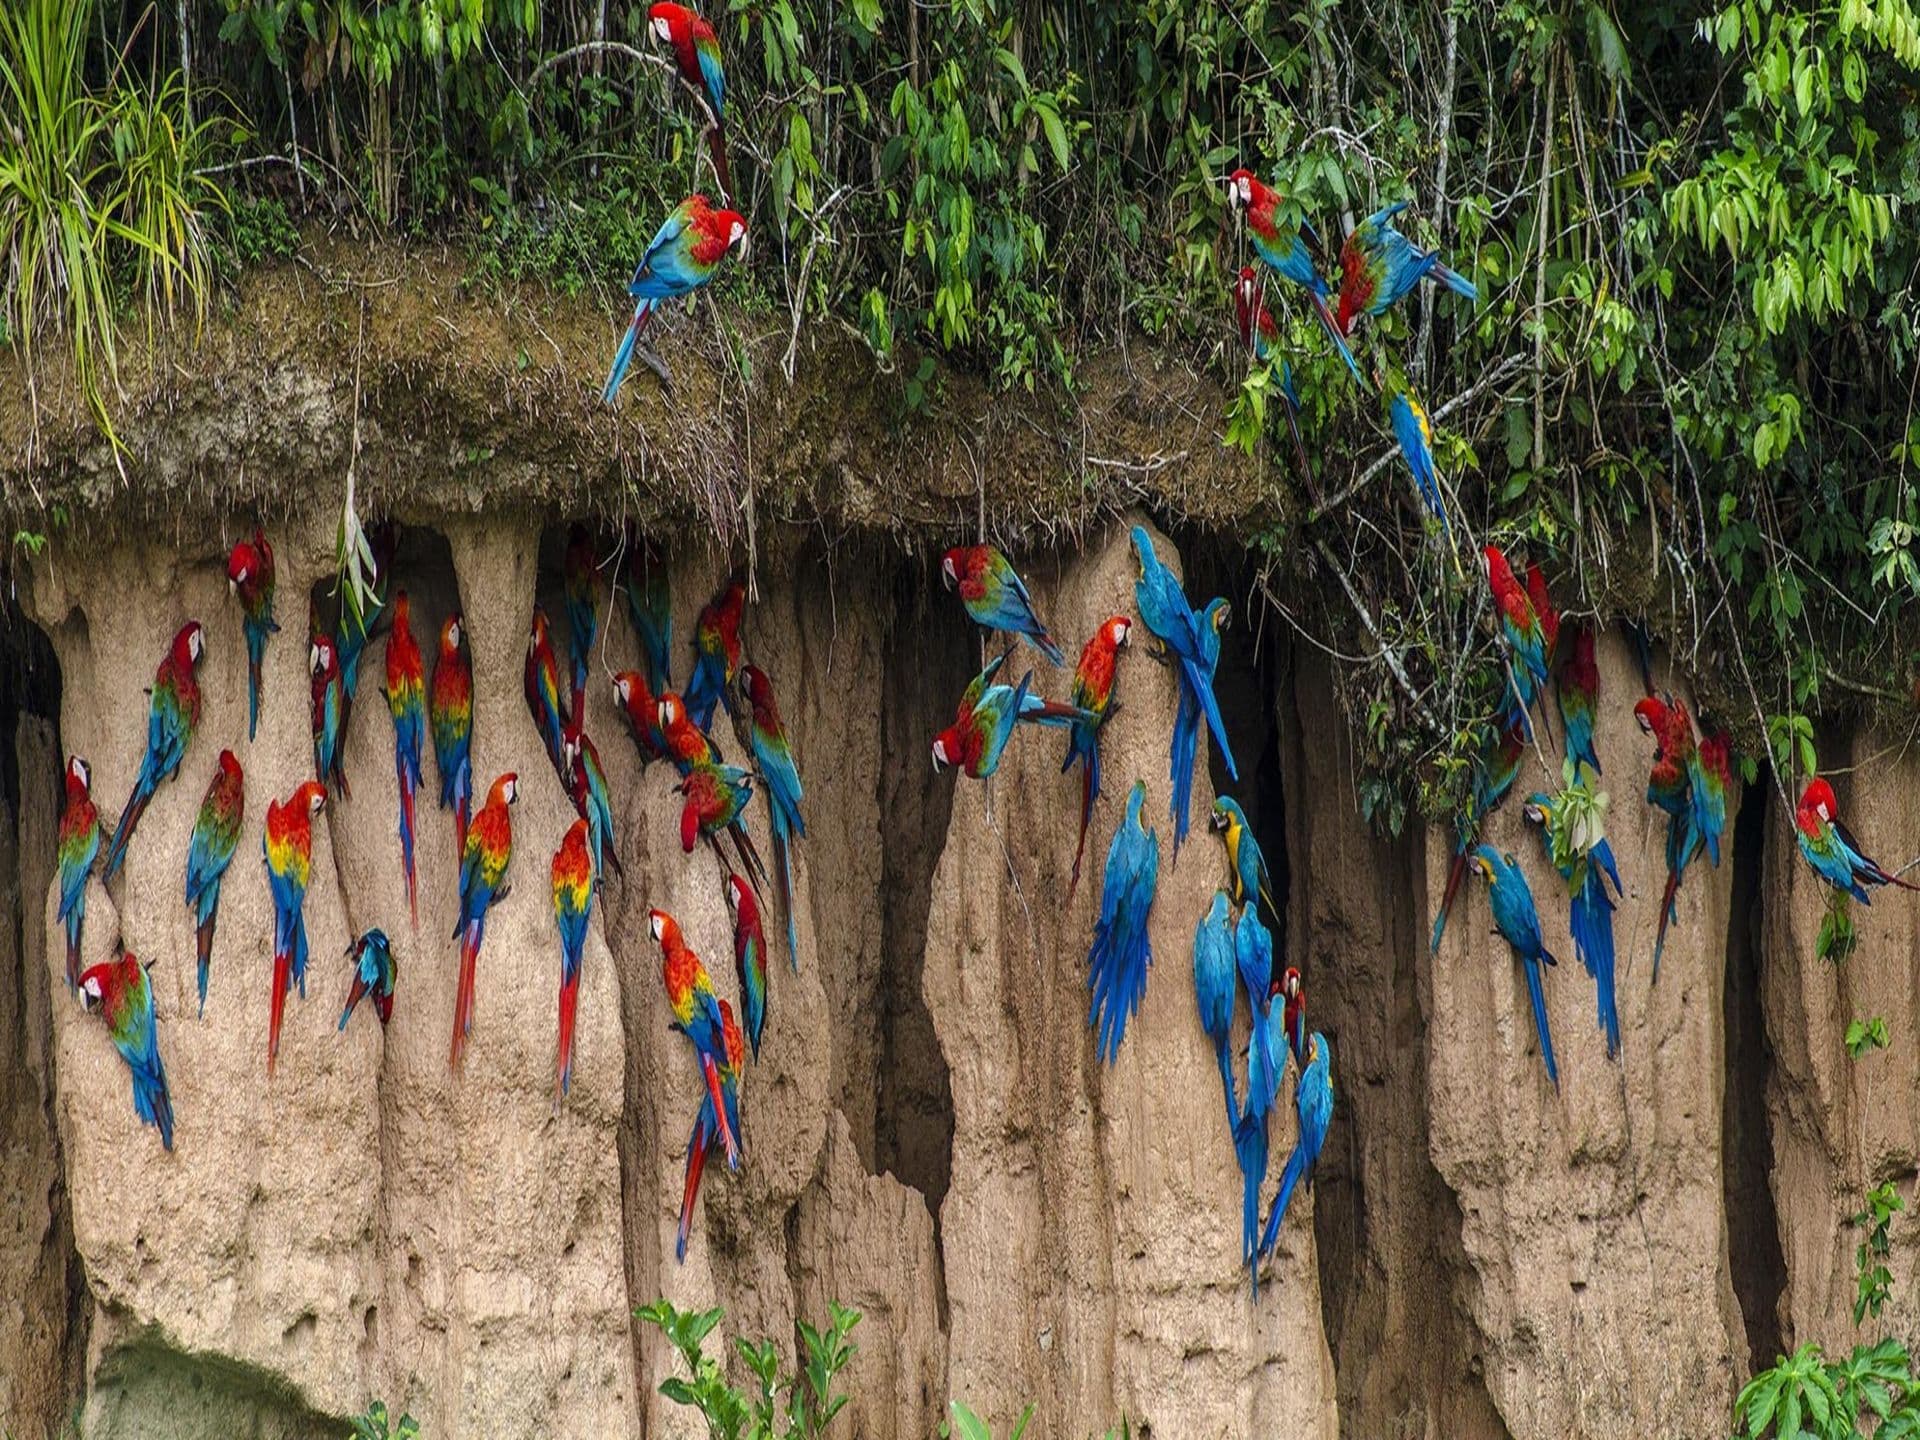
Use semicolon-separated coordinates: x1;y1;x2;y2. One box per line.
1209;809;1229;832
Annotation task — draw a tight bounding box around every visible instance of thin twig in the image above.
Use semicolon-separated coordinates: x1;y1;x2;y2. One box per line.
1313;536;1440;733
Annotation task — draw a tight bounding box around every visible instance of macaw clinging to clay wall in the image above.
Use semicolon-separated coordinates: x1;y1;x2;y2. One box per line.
103;621;205;880
227;526;278;742
430;614;474;856
651;908;742;1169
685;576;746;731
310;627;349;800
727;872;768;1061
675;996;745;1264
264;780;327;1075
1063;616;1130;900
1431;717;1526;954
736;664;805;970
57;755;100;992
1257;1031;1333;1265
1484;544;1549;737
525;607;568;788
338;928;397;1032
1210;796;1278;927
451;773;518;1071
385;590;426;927
1088;780;1160;1066
551;817;594;1099
1558;623;1601;775
185;749;244;1017
1470;845;1559;1090
942;545;1066;665
1192;890;1239;1132
79;952;174;1150
1523;791;1622;1060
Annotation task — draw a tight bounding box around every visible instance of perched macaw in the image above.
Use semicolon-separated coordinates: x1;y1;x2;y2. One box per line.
1257;1031;1333;1263
1558;624;1600;775
551;817;594;1098
1210;796;1278;926
1168;598;1232;850
1131;527;1239;836
57;755;100;992
1431;717;1528;955
1192;890;1239;1132
613;670;670;767
1795;778;1918;903
1525;561;1561;673
676;759;765;890
1484;544;1549;735
624;534;673;694
430;614;474;856
941;545;1066;665
650;908;742;1168
1235;908;1274;1014
184;750;244;1017
1635;695;1724;979
563;525;599;727
1523;792;1623;1060
1234;1021;1278;1287
1224;170;1363;384
385;591;426;927
451;773;518;1070
727;872;768;1061
1231;266;1310;478
561;721;622;883
338;928;396;1032
648;2;730;199
1334;200;1478;336
657;691;719;773
737;665;805;970
264;780;326;1075
675;996;746;1264
602;195;747;404
1063;616;1131;900
1088;781;1160;1066
1692;727;1732;869
525;607;568;786
1390;388;1450;537
932;654;1087;780
310;627;348;800
1276;965;1306;1071
78;952;173;1150
227;526;278;742
685;576;746;732
1470;845;1559;1090
102;621;205;880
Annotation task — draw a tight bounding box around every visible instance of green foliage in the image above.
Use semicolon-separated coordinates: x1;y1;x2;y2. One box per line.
1817;898;1857;963
942;1401;1033;1440
636;1297;860;1440
1544;763;1608;877
1734;1339;1920;1439
347;1400;419;1440
1847;1016;1891;1058
1853;1183;1906;1325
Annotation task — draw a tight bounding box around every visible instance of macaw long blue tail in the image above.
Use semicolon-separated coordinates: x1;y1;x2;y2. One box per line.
1431;261;1479;303
1234;1109;1269;1290
601;299;657;405
1214;1042;1239;1137
1522;953;1558;1091
1307;293;1365;387
1258;1143;1309;1261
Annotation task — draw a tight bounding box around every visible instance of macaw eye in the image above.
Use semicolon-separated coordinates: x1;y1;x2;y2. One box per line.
729;222;745;246
615;678;630;702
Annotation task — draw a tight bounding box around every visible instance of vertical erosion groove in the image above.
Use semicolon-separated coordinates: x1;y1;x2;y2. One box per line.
1722;785;1785;1372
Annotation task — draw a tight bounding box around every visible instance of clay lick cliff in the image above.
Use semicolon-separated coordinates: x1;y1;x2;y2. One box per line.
0;504;1908;1440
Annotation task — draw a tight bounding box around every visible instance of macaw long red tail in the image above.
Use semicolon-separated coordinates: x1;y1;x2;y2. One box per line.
102;779;154;881
676;1111;711;1264
337;976;368;1031
397;761;418;929
451;925;479;1071
556;971;580;1100
268;949;289;1076
1430;849;1468;953
707;124;732;204
701;1051;742;1170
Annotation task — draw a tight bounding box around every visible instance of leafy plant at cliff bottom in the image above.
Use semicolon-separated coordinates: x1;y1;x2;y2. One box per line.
345;1400;419;1440
1734;1338;1920;1439
637;1297;859;1440
942;1400;1033;1440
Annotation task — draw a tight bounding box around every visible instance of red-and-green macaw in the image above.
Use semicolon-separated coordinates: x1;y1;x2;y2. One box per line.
1192;890;1239;1132
685;576;746;731
1635;695;1729;979
1431;716;1527;953
1231;266;1310;478
385;590;426;928
624;533;673;695
1334;201;1478;336
551;817;594;1099
1224;170;1363;385
941;545;1066;665
726;872;767;1061
656;692;719;774
264;780;326;1075
1277;965;1306;1072
1794;777;1919;903
648;2;730;200
1256;1031;1333;1265
650;908;742;1168
1470;846;1558;1090
675;995;745;1264
451;773;517;1071
563;525;598;728
103;621;205;880
676;759;765;890
1484;544;1549;737
1525;561;1561;674
1522;791;1622;1060
1210;796;1278;928
430;614;474;857
1063;616;1130;900
1088;780;1160;1066
602;195;747;404
185;749;245;1017
79;952;173;1150
1558;624;1600;775
57;754;100;991
561;719;623;883
227;526;278;742
310;625;348;800
612;670;669;767
338;928;396;1032
736;665;805;970
931;654;1089;781
525;607;568;787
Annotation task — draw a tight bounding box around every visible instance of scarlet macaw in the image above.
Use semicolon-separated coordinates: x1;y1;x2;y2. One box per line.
1210;796;1278;927
563;525;599;728
941;545;1066;665
1470;845;1558;1090
78;952;173;1150
1224;170;1363;385
552;817;594;1098
1276;965;1306;1071
184;749;244;1017
430;614;474;856
451;773;518;1071
1558;624;1601;775
1634;695;1728;979
657;692;719;774
1231;266;1310;478
612;670;669;767
264;780;326;1075
648;2;730;199
1794;778;1919;903
675;997;746;1264
525;607;568;787
1522;792;1622;1059
1192;890;1239;1131
102;621;205;880
1062;616;1130;900
685;576;745;733
338;928;396;1032
57;755;100;991
736;665;805;970
1088;780;1160;1065
310;627;348;800
385;590;426;927
726;872;768;1061
1257;1031;1333;1264
650;908;742;1169
561;720;623;884
227;525;278;742
1430;717;1527;953
1334;200;1478;336
602;195;747;404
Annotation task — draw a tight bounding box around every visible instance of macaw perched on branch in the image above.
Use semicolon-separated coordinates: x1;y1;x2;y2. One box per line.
1063;616;1131;901
613;671;670;767
675;997;746;1264
726;873;768;1061
650;908;742;1170
1483;545;1550;737
685;576;746;731
1558;624;1601;775
1794;778;1919;903
1257;1031;1333;1265
78;952;173;1150
1231;266;1311;479
624;534;674;695
1334;200;1479;336
227;526;278;742
1192;890;1239;1132
310;628;349;800
562;721;623;884
1224;170;1363;385
1390;387;1451;540
551;818;594;1099
1431;717;1528;954
57;755;100;992
1088;781;1160;1066
185;750;244;1017
1470;845;1559;1090
931;654;1089;781
1634;695;1729;979
563;525;599;728
1131;527;1239;835
430;614;474;857
601;195;747;404
941;545;1067;666
451;773;518;1071
1210;796;1278;927
648;2;730;200
103;621;205;880
385;591;426;927
526;607;568;788
264;780;326;1075
736;665;805;970
1523;791;1623;1060
338;928;396;1032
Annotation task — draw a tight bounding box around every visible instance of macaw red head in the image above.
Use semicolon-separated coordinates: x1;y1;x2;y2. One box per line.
227;540;255;592
391;589;411;630
930;723;961;772
1106;616;1132;650
649;908;683;948
77;959;115;1013
648;2;682;43
217;749;242;785
1632;695;1667;736
292;779;327;818
1482;543;1517;594
440;614;463;655
1800;777;1838;824
1280;967;1301;1002
529;607;551;655
66;754;90;794
489;773;520;809
940;548;965;590
740;665;777;717
657;694;682;731
725;872;760;924
1225;168;1263;214
174;621;205;669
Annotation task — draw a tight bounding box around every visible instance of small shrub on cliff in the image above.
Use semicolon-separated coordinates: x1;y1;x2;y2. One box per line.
345;1401;418;1440
1733;1338;1920;1439
637;1297;859;1440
